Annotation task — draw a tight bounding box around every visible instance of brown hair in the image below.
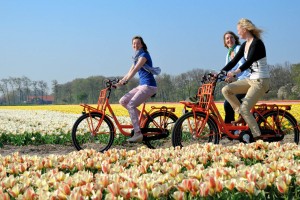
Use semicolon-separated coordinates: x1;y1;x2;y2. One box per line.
223;31;241;48
238;18;263;39
132;35;148;53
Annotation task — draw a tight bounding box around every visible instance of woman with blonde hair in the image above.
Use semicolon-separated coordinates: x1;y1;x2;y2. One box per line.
221;18;270;143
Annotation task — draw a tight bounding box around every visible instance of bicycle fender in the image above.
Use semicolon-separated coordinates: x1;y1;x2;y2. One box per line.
150;111;177;119
89;112;115;131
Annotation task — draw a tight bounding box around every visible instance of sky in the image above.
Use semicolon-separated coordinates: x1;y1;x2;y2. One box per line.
1;0;300;89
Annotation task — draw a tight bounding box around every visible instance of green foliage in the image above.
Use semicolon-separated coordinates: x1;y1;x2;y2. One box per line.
241;157;263;166
0;132;72;146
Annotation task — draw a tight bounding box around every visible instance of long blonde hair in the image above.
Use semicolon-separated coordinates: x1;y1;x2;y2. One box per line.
238;18;263;39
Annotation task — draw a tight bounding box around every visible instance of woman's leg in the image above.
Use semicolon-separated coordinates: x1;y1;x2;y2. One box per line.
224;93;246;123
222;79;250;113
240;79;270;137
224;100;235;123
119;87;139;107
126;85;157;142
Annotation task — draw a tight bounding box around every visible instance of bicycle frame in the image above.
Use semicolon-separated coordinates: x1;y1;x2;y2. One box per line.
80;86;176;137
180;73;299;141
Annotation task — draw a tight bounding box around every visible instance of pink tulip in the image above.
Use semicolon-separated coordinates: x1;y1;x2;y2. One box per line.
0;192;10;200
76;162;85;171
224;180;235;191
209;176;216;188
256;179;268;190
22;187;37;200
276;181;288;194
215;179;223;193
62;183;71;195
101;161;110;174
91;190;103;200
138;189;148;200
69;190;85;200
199;182;210;197
107;183;120;196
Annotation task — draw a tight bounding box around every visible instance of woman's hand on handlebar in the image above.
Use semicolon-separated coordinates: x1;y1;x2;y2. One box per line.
113;79;127;88
225;76;237;83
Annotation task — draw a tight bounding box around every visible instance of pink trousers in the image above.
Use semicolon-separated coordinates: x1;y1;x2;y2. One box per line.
119;85;157;134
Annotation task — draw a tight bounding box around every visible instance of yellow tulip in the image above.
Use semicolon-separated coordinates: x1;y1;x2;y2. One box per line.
256;179;268;190
7;184;20;197
172;191;185;200
224;179;236;191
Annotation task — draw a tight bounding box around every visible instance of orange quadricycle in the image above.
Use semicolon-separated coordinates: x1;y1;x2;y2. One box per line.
72;78;178;152
172;71;299;147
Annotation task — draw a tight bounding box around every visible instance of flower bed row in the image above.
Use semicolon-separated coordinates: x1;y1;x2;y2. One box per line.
1;141;300;199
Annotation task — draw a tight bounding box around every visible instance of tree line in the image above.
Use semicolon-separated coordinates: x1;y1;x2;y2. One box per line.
1;63;300;105
0;77;48;105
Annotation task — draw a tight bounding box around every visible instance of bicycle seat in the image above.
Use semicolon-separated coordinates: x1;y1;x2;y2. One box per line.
151;93;156;98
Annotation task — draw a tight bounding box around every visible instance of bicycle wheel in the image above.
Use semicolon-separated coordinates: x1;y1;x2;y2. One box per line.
172;111;219;148
258;110;299;144
143;112;178;149
72;112;115;152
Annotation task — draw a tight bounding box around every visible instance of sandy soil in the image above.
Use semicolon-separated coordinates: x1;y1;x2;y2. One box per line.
0;143;150;157
0;138;238;157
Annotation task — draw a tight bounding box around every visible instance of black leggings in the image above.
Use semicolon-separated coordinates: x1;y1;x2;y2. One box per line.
223;93;246;123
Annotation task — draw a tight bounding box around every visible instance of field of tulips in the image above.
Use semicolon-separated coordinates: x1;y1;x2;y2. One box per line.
0;102;300;199
1;141;300;199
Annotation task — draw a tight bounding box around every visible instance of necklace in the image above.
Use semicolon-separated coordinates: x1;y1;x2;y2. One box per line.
228;45;236;59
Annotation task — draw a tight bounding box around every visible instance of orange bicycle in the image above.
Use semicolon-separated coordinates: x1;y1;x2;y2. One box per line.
172;72;299;147
72;78;178;152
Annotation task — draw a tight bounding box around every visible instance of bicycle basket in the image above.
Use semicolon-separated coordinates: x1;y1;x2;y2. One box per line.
97;88;108;111
197;83;214;110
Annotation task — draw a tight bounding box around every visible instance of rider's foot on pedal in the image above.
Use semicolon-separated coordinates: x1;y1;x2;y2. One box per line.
231;115;245;125
242;134;250;143
243;133;257;143
127;133;143;143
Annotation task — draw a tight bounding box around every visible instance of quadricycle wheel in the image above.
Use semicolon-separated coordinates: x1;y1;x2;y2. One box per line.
72;112;115;152
143;112;178;149
171;111;219;148
257;110;299;144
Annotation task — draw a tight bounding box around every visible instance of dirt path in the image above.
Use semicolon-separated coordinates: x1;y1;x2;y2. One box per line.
0;138;238;157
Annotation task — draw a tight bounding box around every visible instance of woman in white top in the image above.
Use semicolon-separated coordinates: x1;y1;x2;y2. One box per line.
221;18;270;143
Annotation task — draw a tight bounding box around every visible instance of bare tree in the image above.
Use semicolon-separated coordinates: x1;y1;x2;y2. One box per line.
31;81;38;103
22;76;32;103
1;79;10;104
13;77;23;104
38;80;48;103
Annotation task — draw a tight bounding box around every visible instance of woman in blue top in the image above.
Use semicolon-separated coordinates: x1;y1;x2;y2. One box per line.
116;36;157;143
223;31;250;124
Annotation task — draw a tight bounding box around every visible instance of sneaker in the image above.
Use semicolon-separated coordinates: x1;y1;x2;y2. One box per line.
185;96;199;104
242;134;250;143
127;134;143;143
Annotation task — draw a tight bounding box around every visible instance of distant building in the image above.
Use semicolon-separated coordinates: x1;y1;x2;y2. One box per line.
27;95;54;104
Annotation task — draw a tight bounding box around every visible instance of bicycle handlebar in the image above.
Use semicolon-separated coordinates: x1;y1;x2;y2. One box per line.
104;78;120;89
201;70;227;84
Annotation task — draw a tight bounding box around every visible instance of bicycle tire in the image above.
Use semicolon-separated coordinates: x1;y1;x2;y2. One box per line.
171;111;219;148
143;112;178;149
258;110;299;144
72;112;115;152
